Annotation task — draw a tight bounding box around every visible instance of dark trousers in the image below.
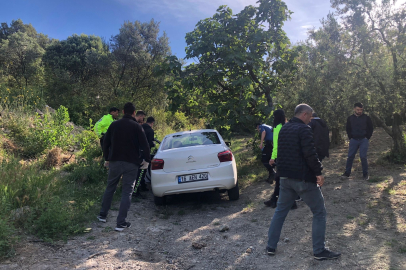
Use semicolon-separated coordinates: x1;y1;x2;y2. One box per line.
345;138;369;176
270;174;281;201
262;140;275;177
99;136;104;149
99;161;139;225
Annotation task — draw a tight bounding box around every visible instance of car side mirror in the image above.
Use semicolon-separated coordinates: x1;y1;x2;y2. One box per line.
225;141;231;146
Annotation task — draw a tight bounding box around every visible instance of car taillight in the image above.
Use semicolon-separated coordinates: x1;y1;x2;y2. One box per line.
151;159;164;170
218;150;233;162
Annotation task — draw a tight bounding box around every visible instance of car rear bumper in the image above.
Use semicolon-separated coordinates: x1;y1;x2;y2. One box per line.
151;162;237;197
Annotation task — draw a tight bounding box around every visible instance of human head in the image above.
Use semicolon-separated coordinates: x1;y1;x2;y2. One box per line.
146;116;155;127
255;122;262;132
123;102;136;117
135;110;146;123
354;102;363;116
312;112;318;119
273;109;286;128
109;107;119;119
294;103;313;124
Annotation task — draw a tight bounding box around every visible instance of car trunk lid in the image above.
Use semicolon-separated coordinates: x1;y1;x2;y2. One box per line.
159;145;225;173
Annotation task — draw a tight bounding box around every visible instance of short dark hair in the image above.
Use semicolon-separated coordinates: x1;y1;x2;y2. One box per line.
312;112;318;117
136;110;146;116
354;102;363;108
123;102;136;115
109;107;119;113
294;104;313;116
146;116;155;124
255;122;262;127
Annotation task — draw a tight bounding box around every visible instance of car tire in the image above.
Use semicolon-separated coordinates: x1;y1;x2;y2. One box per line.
228;181;239;201
154;195;166;206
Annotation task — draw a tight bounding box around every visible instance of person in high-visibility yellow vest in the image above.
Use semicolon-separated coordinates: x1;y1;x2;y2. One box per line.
95;107;119;148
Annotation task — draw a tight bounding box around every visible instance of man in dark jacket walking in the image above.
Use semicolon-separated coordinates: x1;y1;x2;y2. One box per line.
266;104;340;261
342;102;373;181
308;113;330;162
98;102;151;231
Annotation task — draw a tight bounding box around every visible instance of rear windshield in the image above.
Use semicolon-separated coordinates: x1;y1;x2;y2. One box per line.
161;132;221;150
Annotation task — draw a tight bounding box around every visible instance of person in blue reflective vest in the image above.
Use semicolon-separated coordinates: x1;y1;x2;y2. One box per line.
256;122;275;183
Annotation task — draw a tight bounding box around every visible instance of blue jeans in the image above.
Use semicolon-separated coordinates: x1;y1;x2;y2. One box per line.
267;178;327;254
345;138;369;176
99;161;139;225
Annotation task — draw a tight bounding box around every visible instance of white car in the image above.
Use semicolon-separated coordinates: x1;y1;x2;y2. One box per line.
150;129;238;205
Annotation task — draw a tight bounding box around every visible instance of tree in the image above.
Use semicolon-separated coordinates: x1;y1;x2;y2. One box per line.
42;34;110;123
331;0;406;158
167;0;297;131
0;32;44;87
108;20;170;110
278;13;365;146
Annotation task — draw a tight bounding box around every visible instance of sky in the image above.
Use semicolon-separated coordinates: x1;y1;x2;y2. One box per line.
0;0;392;59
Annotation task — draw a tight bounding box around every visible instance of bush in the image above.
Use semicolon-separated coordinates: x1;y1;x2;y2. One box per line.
31;197;83;241
2;105;74;157
0;217;17;258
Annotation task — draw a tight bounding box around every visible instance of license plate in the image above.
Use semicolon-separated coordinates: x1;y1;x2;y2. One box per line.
178;173;209;183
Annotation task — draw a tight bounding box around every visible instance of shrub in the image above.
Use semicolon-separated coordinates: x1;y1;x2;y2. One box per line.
2;105;75;157
0;217;16;258
31;197;83;241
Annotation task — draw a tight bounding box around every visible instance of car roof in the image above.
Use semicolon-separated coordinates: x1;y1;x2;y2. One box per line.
164;129;219;137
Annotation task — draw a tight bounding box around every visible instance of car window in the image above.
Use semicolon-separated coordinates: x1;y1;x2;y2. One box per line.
161;132;221;150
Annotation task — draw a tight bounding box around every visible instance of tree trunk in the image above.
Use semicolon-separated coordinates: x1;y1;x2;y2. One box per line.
391;113;405;157
330;127;343;147
370;111;406;159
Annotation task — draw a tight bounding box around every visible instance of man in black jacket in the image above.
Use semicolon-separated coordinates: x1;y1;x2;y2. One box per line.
266;104;340;261
97;102;151;232
342;102;373;181
135;116;156;192
308;113;330;162
142;117;156;149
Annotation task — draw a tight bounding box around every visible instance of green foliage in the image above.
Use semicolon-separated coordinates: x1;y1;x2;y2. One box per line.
164;0;297;132
3;105;74;157
0;217;16;258
0;32;45;87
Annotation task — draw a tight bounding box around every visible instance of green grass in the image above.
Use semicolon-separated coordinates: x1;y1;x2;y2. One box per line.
230;136;265;187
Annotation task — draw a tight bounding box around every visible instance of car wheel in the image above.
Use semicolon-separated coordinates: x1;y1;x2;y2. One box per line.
154;195;166;206
228;181;239;201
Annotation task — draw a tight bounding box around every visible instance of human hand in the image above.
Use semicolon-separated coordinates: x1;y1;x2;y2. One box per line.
259;143;263;149
269;159;275;166
316;175;324;187
104;161;109;168
140;160;149;170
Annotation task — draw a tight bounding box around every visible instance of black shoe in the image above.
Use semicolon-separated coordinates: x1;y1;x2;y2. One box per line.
97;215;107;223
340;172;350;179
314;249;341;260
115;222;131;232
363;174;369;181
266;174;275;184
140;185;149;191
291;202;298;210
266;247;276;255
264;197;277;208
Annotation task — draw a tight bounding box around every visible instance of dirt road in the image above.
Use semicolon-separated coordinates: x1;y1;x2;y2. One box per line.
1;127;405;270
